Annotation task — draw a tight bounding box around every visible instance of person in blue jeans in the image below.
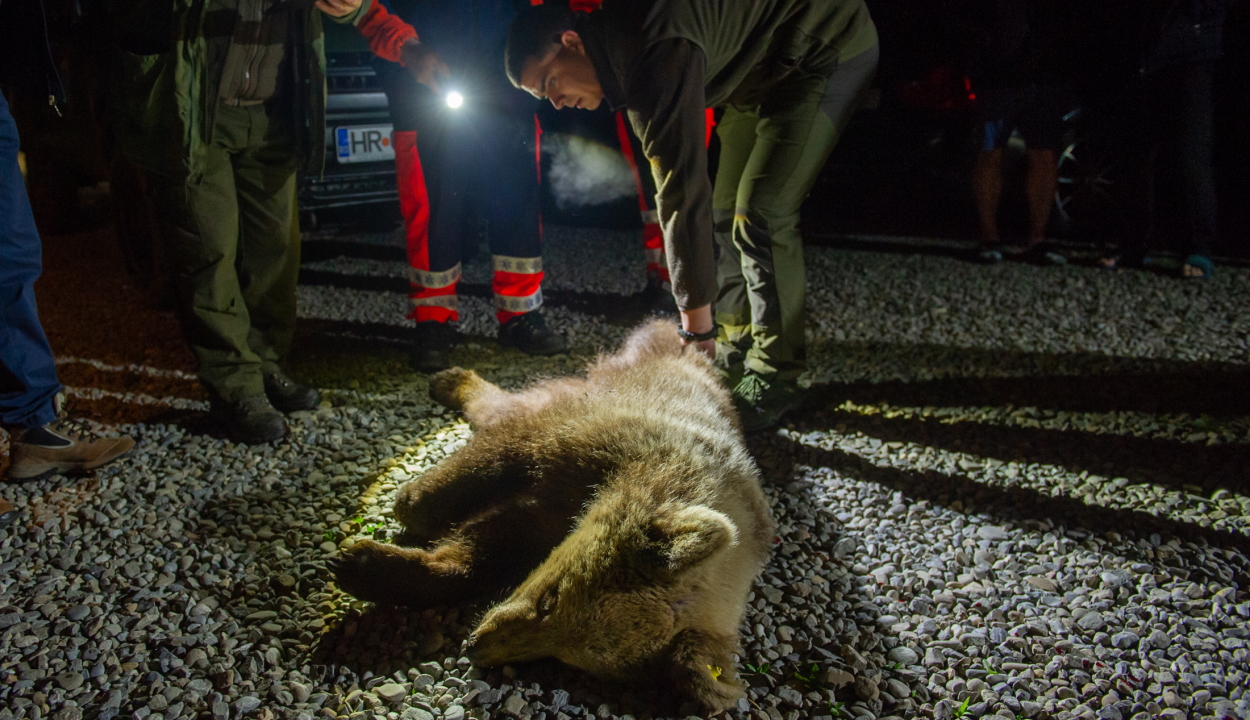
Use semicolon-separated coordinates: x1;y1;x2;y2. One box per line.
1;0;134;482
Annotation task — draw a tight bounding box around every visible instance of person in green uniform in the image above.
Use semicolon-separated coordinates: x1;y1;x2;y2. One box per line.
113;0;371;443
505;0;878;431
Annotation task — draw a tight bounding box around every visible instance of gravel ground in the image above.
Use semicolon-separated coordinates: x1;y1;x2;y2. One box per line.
2;226;1248;720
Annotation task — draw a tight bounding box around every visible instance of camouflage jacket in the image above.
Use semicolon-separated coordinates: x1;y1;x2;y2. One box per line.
112;0;371;181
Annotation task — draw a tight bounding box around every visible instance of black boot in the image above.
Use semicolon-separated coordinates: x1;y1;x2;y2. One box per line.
410;320;459;373
264;371;321;412
498;311;567;356
212;394;287;444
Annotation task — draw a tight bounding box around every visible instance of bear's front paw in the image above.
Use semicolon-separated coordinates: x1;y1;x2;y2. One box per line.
392;482;443;541
429;367;479;410
666;629;747;712
333;539;397;603
678;662;746;713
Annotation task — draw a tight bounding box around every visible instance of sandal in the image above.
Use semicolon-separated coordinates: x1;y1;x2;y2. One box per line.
1181;254;1214;280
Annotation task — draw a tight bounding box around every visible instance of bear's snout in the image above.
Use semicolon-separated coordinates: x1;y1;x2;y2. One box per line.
464;601;553;668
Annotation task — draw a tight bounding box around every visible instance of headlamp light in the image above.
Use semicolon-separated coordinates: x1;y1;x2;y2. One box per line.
445;91;464;109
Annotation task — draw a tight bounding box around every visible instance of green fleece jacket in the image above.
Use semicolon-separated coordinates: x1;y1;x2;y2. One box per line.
578;0;876;311
113;0;371;181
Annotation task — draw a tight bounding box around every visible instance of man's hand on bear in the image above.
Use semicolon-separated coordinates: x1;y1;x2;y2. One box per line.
679;304;716;359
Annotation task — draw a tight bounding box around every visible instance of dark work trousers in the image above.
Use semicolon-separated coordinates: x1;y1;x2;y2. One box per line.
1124;62;1218;259
713;45;879;379
153;101;301;403
384;69;543;324
0;89;62;430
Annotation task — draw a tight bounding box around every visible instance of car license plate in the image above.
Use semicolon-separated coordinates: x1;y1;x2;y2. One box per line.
335;124;395;163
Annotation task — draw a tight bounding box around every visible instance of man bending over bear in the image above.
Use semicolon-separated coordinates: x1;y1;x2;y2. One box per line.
504;0;878;431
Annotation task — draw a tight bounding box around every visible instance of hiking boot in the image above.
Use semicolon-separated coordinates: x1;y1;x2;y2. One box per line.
5;395;135;481
410;320;459;373
211;394;287;444
264;371;321;413
498;311;567;356
732;371;801;433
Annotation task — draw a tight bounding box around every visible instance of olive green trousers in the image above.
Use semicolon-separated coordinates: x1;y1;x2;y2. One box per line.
156;102;301;402
713;45;879;379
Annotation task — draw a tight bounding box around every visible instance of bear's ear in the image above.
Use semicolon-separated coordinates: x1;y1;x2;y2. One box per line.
650;505;738;572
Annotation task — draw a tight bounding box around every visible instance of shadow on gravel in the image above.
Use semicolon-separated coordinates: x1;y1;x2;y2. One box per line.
810;409;1249;494
796;343;1250;494
822;364;1250;418
806;341;1250;410
775;425;1250;581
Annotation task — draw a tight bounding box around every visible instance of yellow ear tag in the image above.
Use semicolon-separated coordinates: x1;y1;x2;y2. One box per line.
707;665;723;680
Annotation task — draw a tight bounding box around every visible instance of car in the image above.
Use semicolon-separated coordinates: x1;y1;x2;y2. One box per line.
298;19;400;231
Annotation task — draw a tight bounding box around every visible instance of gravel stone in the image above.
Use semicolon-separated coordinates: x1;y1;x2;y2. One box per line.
977;525;1009;541
1076;611;1105;632
887;646;918;665
777;685;804;706
54;671;84;691
64;605;90;621
373;683;407;702
504;694;529;716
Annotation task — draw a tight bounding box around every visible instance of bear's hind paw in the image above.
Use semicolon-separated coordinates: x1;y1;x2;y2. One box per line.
333;539;409;604
429;367;479;411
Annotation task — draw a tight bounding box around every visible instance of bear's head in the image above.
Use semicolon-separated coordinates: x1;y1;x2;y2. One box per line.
467;499;747;709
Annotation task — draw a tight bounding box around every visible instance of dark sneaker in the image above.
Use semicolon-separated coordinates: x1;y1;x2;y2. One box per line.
5;395;135;481
264;371;321;413
976;243;1004;264
410;320;459;373
732;371;801;433
498;311;567;356
211;394;287;444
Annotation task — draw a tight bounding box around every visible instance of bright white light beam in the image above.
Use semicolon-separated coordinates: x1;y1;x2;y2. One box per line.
445;91;464;109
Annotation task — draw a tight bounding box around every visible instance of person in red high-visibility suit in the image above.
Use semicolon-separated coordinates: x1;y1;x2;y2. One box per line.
357;0;566;371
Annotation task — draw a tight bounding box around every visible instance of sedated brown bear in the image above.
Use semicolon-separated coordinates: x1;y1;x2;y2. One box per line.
334;320;774;711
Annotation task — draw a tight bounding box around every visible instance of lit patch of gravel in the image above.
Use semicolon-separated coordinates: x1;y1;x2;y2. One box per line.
1;233;1247;720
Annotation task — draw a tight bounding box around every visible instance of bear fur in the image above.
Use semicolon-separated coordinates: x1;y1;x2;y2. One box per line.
334;320;774;711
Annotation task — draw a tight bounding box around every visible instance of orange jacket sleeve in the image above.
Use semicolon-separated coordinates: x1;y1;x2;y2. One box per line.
356;2;419;64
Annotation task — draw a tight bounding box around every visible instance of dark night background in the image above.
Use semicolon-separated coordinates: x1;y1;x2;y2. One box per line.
6;0;1250;259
